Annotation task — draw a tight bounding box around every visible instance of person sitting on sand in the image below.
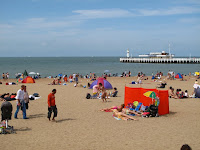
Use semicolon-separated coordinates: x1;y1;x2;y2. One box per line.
109;87;118;97
55;78;59;85
69;74;73;82
183;90;189;98
189;91;196;98
169;87;175;98
48;79;56;85
93;84;99;96
157;82;167;88
175;89;184;99
137;76;142;84
64;75;68;82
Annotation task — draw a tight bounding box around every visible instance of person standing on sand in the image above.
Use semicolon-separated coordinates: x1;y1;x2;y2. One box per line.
47;89;57;121
2;73;5;79
24;86;29;110
14;85;28;119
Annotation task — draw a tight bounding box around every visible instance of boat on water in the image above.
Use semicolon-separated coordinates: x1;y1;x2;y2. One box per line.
139;51;174;58
120;47;200;63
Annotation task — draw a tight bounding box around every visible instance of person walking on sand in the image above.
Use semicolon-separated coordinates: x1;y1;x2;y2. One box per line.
47;89;58;121
24;86;29;110
14;85;28;119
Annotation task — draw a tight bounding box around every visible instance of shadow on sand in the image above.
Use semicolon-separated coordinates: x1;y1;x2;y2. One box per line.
56;118;76;123
162;111;177;117
29;113;46;119
14;127;32;132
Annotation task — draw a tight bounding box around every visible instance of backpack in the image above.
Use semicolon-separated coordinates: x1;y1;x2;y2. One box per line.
149;105;158;117
86;93;91;99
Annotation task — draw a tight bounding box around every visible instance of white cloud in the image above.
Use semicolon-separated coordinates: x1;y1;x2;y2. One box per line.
27;18;46;23
72;9;133;19
135;6;200;16
72;6;200;19
11;17;82;30
185;0;200;4
0;24;13;29
178;17;200;23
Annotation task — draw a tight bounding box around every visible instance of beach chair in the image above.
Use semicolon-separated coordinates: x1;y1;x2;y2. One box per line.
130;102;142;112
91;93;98;99
0;101;14;134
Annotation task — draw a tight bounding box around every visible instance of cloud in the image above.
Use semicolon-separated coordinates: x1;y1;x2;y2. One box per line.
72;6;200;20
135;6;200;16
72;9;134;19
0;24;13;29
178;17;200;23
185;0;200;4
20;18;82;29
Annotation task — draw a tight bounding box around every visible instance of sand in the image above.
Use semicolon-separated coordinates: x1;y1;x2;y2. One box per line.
0;76;200;150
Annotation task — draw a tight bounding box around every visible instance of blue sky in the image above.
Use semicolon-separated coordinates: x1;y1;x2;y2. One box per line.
0;0;200;57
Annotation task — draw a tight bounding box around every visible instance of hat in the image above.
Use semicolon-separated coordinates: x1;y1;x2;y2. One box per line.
195;81;198;84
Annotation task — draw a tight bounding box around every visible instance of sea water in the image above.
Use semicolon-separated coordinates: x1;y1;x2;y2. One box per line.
0;57;199;78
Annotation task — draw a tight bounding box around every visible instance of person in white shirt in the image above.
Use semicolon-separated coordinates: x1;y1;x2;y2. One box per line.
14;85;28;119
183;90;188;98
73;73;76;82
24;86;29;110
193;81;199;92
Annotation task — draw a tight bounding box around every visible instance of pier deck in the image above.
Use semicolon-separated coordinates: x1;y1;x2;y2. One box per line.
120;57;200;63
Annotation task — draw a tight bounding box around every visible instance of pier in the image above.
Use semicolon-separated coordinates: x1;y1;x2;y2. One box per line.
120;57;200;63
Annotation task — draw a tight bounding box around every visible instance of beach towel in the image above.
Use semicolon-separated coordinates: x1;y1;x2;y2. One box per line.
104;109;113;112
113;117;121;120
29;95;41;100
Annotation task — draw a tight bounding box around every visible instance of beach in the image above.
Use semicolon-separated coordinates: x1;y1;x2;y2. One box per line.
0;76;200;150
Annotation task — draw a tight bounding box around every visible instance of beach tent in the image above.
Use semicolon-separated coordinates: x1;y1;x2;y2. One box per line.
89;77;113;89
175;73;183;79
124;86;169;115
22;76;35;83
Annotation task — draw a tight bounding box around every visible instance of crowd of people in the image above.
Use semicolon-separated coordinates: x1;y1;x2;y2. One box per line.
1;72;9;79
168;80;200;99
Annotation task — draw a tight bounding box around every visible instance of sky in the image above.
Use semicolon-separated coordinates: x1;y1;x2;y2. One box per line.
0;0;200;57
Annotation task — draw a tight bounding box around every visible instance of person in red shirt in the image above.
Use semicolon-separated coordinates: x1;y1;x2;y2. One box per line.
47;89;57;121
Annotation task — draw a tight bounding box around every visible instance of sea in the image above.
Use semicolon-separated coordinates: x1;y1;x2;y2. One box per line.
0;57;200;79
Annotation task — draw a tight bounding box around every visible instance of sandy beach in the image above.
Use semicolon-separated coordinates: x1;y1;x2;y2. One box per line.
0;76;200;150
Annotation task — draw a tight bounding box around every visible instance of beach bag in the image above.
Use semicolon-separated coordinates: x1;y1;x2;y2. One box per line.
86;93;91;99
149;105;158;117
